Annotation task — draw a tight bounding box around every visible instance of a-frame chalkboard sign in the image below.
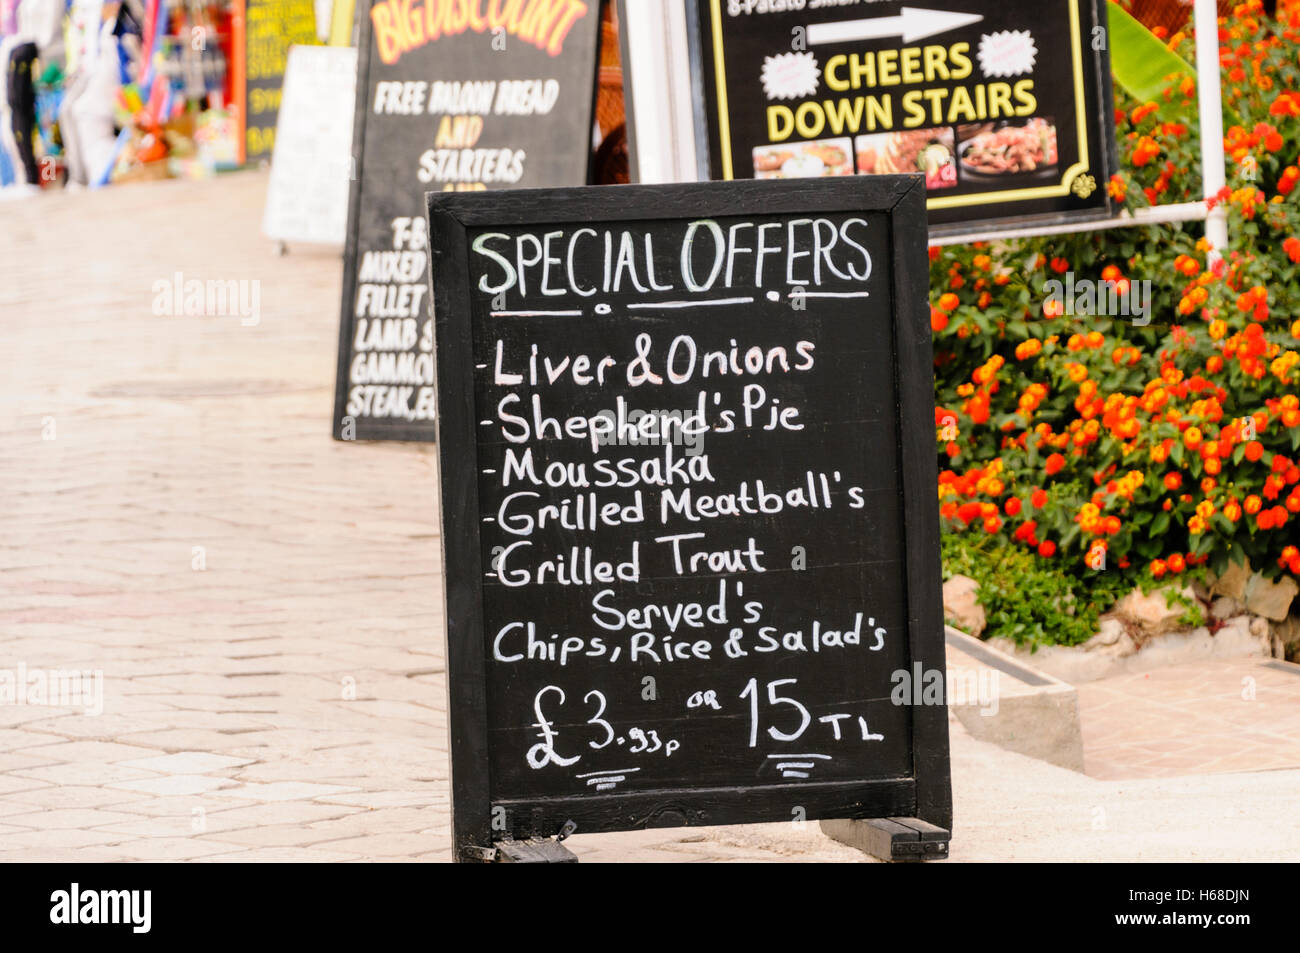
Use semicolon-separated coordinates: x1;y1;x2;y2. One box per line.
428;176;951;862
332;0;603;442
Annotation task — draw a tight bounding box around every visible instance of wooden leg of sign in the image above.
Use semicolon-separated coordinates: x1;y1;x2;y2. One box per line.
491;837;579;863
819;817;950;862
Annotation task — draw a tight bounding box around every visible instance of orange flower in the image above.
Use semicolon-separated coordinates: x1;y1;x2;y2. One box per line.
937;293;959;312
1183;426;1203;450
1167;553;1186;574
1245;495;1263;514
1132;136;1161;166
1045;453;1066;476
1131;102;1159;123
931;307;950;332
1270;92;1300;118
1164;472;1183;491
1245;440;1264;462
1015;339;1042;361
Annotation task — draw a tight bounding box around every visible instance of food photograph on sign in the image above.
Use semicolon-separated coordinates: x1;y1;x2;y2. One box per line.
1;0;1299;905
697;0;1117;234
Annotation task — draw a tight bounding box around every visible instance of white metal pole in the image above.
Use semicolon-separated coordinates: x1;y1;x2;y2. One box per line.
620;0;699;183
1193;0;1229;263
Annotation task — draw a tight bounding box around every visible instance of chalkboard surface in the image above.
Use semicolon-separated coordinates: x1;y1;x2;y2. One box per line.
428;177;950;860
332;0;603;442
693;0;1117;238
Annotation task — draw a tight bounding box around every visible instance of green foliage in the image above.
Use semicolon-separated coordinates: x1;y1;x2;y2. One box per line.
941;534;1133;648
931;6;1300;605
1107;2;1196;121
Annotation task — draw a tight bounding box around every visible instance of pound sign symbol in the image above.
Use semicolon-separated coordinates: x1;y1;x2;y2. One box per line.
526;686;580;769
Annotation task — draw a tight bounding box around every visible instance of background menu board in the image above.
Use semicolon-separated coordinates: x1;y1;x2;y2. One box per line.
244;0;321;162
427;178;950;857
332;0;603;442
695;0;1116;237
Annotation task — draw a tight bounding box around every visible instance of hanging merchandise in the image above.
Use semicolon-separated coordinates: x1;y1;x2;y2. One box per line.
60;0;118;187
105;0;240;182
1;0;68;192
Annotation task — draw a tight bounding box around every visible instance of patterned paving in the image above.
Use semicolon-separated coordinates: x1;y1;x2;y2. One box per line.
4;171;1298;862
1078;658;1300;780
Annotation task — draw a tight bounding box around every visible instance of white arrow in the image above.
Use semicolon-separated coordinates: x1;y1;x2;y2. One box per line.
807;7;985;46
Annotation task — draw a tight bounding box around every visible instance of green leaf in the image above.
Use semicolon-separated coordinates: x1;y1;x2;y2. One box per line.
1060;524;1082;552
1151;512;1170;536
1211;550;1229;577
1107;4;1195;121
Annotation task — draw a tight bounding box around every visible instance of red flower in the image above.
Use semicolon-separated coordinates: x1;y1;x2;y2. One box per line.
1045;453;1066;476
1132;136;1160;166
1037;540;1056;558
1269;92;1300;117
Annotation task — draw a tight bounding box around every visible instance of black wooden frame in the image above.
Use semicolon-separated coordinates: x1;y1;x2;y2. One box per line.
427;177;951;862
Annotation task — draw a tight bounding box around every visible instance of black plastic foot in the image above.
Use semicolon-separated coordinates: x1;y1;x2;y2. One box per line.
820;817;950;862
492;837;579;863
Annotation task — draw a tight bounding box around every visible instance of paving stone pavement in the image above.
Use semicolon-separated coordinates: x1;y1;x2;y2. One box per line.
5;172;1299;863
0;172;868;862
1078;657;1300;780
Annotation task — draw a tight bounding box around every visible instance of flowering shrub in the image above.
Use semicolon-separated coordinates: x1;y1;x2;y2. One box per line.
934;0;1300;625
